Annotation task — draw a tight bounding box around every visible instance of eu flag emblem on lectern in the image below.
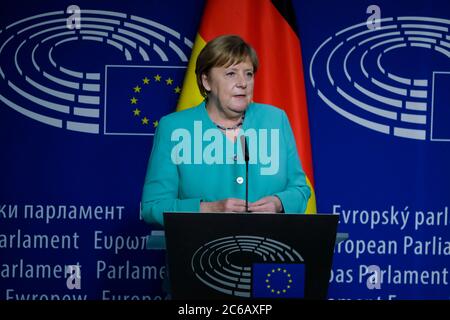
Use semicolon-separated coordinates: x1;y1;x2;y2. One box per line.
252;263;305;298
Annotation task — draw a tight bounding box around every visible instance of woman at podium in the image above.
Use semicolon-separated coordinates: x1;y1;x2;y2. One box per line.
141;35;310;226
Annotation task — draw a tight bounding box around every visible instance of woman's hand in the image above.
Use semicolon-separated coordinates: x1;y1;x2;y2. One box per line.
248;196;282;213
200;198;247;213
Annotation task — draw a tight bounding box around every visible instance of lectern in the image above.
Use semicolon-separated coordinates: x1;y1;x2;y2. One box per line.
158;212;343;300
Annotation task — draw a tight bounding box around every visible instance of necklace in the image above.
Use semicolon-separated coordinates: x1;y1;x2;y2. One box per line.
213;113;245;131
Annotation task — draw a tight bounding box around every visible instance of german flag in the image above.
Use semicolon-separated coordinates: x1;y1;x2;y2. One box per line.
178;0;316;213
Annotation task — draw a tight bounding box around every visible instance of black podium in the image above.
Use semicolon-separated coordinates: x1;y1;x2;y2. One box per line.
161;212;342;300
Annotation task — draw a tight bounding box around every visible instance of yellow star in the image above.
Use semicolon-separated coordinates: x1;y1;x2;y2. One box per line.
174;86;181;93
142;117;149;125
166;78;173;85
153;120;159;128
133;85;141;93
130;97;138;104
154;74;161;82
143;77;150;84
133;108;141;116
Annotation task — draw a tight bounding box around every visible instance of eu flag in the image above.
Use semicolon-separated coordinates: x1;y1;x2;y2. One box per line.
104;65;185;135
431;73;450;141
252;263;305;298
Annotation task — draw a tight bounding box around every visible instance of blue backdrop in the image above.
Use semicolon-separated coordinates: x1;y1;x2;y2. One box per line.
1;0;449;300
295;0;450;299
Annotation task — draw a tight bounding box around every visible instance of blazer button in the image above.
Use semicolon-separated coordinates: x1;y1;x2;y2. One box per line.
236;177;244;184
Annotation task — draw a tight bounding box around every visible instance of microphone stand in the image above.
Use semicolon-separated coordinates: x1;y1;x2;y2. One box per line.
244;136;249;212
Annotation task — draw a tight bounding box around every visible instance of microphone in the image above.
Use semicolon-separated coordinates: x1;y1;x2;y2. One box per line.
240;135;250;212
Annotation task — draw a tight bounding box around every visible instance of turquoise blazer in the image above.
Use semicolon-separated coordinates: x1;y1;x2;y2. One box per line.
141;101;311;226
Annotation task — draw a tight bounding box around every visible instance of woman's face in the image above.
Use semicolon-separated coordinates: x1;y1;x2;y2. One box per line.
202;56;254;117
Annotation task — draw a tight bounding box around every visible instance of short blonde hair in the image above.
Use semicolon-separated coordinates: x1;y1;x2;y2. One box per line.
195;34;259;97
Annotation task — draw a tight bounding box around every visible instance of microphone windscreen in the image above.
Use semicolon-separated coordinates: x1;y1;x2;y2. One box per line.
240;135;249;162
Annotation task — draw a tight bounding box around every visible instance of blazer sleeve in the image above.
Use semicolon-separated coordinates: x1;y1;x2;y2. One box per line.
273;111;311;213
141;116;201;226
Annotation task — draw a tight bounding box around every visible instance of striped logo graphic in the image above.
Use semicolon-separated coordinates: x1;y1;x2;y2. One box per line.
310;16;450;141
191;235;304;298
0;8;192;135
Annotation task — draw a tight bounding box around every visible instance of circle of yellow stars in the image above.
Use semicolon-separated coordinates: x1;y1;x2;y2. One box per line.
265;268;293;295
129;74;182;127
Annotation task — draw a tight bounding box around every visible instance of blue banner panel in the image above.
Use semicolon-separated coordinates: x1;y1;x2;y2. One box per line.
0;0;205;301
294;0;450;300
1;0;449;301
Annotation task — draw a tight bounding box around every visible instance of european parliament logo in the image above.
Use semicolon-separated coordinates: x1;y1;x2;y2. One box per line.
0;6;191;135
252;263;304;298
309;15;450;141
191;235;305;298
